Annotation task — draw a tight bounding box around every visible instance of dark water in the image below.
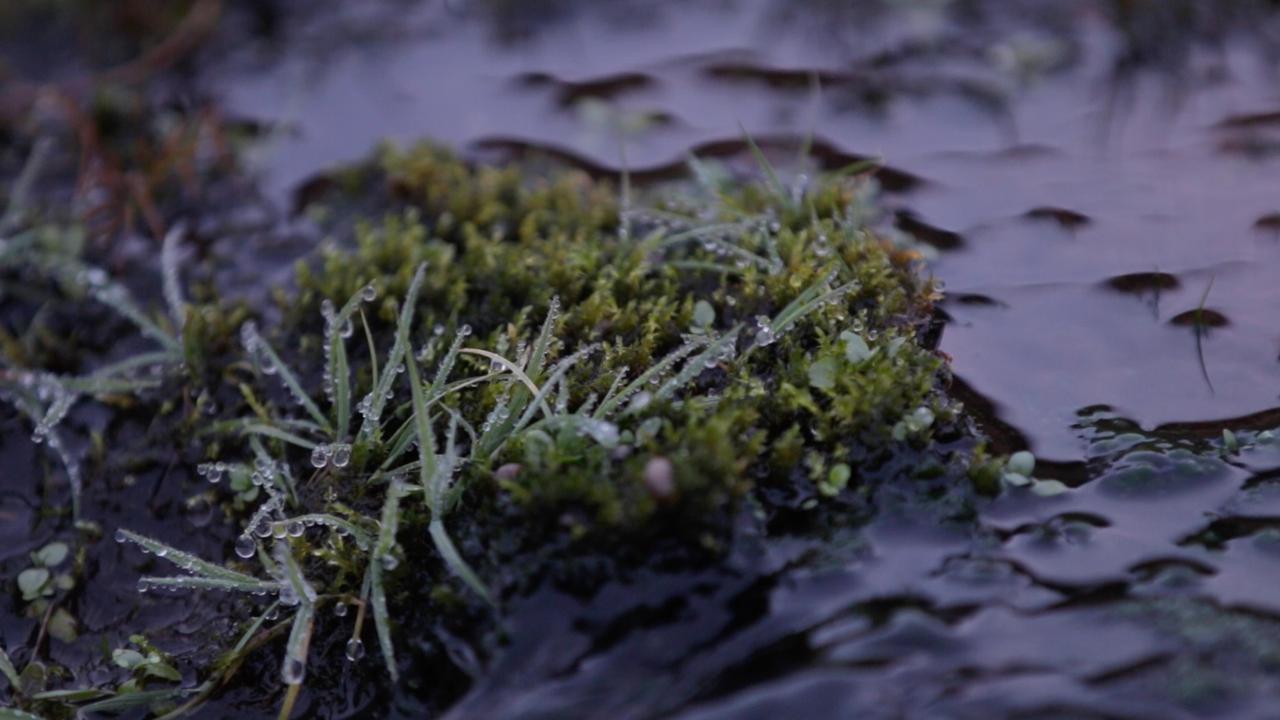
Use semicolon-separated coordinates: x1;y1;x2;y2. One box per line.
4;1;1280;718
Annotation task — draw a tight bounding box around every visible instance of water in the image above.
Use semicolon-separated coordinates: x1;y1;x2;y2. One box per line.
3;1;1280;718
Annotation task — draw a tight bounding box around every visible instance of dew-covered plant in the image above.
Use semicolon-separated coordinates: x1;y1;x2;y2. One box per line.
0;220;189;522
9;139;968;717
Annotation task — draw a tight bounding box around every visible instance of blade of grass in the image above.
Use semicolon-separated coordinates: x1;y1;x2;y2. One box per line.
429;519;494;606
739;123;791;209
138;576;280;593
239;423;318;451
0;646;20;690
406;327;439;511
246;332;331;432
368;480;404;681
116;529;265;585
361;263;428;438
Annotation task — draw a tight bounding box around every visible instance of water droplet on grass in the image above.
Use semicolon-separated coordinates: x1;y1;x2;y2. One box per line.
235;535;256;559
331;445;351;468
345;638;366;662
311;446;330;468
281;657;305;685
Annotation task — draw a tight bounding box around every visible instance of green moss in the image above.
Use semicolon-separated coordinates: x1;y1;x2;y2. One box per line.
2;138;978;716
268;142;954;538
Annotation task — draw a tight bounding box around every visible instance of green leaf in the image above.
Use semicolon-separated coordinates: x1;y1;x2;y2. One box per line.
405;344;439;512
29;687;110;702
840;331;873;364
142;660;182;683
693;300;715;329
1006;450;1035;477
808;357;837;390
77;688;187;714
31;542;68;568
1031;479;1070;497
47;607;77;643
113;648;146;670
17;568;50;600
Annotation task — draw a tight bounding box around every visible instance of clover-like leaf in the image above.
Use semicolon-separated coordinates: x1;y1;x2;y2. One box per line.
17;567;50;601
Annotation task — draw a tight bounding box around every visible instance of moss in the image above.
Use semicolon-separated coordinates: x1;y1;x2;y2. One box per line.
2;136;978;717
241;142;960;547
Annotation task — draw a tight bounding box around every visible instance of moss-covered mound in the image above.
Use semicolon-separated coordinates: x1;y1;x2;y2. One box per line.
3;141;982;718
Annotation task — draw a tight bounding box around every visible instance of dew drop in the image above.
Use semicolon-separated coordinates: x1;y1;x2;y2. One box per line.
334;602;349;617
114;529;128;543
311;446;330;469
331;444;352;468
287;521;304;538
235;535;256;559
281;657;305;685
361;284;378;302
345;638;366;662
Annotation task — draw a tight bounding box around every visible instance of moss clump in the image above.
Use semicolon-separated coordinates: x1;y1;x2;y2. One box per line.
275;142;954;536
2;138;977;718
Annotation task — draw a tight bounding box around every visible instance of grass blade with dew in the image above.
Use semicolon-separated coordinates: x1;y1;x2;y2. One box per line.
377;371;501;472
405;320;439;508
241;323;331;432
116;529;267;586
160;224;187;333
137;576;281;594
500;344;600;454
80;268;182;355
278;603;314;719
595;334;710;418
748;273;859;356
368;478;405;681
288;514;372;549
360;263;428;440
249;436;298;506
655;326;742;401
457;349;549;411
322;285;373;439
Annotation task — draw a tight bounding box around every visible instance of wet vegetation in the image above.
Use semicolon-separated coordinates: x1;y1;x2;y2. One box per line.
4;1;1280;718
